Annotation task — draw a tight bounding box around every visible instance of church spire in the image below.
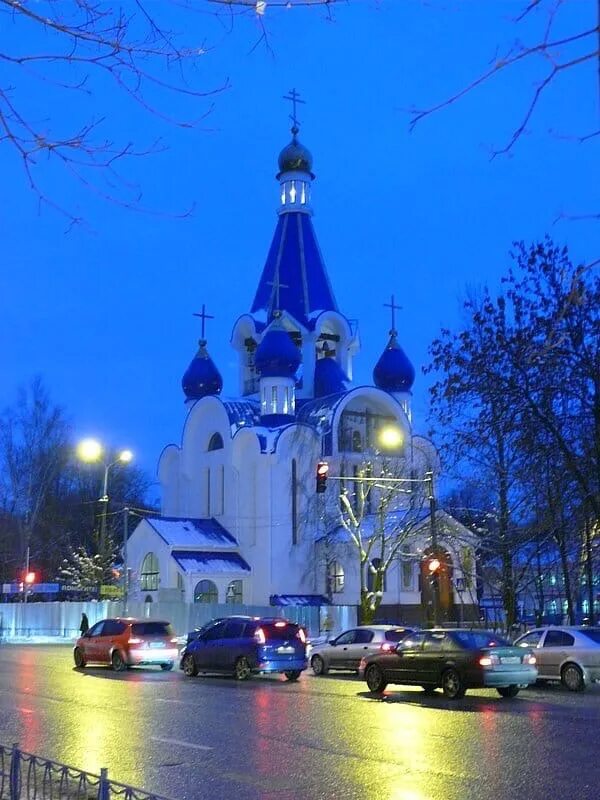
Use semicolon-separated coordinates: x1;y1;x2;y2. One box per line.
181;305;223;402
250;92;338;326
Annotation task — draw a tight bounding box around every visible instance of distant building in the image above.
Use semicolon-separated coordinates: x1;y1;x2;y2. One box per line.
127;111;478;624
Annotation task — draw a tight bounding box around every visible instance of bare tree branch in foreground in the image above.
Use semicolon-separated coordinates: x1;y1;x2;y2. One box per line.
0;0;228;225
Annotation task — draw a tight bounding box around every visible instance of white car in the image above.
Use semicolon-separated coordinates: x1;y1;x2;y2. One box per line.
514;626;600;691
310;625;414;675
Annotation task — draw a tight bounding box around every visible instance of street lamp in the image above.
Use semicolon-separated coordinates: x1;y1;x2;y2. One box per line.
377;425;403;451
76;438;133;584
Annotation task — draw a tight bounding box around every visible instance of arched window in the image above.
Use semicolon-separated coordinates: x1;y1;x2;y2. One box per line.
226;580;243;604
367;557;386;593
194;579;218;603
328;561;345;594
140;552;159;591
208;432;224;451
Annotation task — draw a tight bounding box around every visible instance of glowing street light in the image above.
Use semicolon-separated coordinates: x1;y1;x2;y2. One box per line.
378;425;403;450
76;437;134;558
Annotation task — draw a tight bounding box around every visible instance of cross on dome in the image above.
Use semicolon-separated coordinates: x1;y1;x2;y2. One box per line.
283;88;305;136
193;304;214;341
267;271;289;315
383;294;402;334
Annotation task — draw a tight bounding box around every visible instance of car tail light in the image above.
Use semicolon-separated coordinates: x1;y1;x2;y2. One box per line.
297;628;306;644
523;653;536;665
479;654;500;667
254;627;266;645
129;637;143;645
380;642;394;652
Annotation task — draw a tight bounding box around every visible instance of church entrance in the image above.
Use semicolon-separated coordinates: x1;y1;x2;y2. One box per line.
420;548;454;625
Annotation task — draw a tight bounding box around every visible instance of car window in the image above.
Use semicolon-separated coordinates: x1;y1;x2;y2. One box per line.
260;622;301;640
335;630;356;646
453;631;510;649
131;621;173;637
515;630;544;648
223;620;246;638
103;620;125;636
203;621;228;641
543;630;575;647
580;628;600;644
87;622;105;637
398;632;426;650
384;629;412;642
354;630;374;644
423;632;447;652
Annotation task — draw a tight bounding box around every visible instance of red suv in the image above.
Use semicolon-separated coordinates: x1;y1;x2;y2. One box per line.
73;618;178;672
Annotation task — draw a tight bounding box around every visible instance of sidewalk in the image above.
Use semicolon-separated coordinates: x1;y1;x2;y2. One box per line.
1;634;77;645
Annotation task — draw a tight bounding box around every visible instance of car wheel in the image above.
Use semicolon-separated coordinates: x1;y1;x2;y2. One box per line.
234;656;252;681
182;653;198;677
441;668;466;699
284;670;301;682
111;650;127;672
497;685;520;698
160;662;174;671
561;663;585;692
311;655;328;676
365;664;387;694
421;686;437;696
73;648;86;668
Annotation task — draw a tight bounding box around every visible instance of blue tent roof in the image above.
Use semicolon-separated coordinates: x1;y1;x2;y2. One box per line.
270;594;330;607
251;212;338;326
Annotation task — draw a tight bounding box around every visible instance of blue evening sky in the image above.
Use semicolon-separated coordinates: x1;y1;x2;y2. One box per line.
1;1;598;485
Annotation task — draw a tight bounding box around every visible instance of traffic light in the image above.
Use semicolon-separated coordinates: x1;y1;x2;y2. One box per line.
24;571;36;585
316;461;329;494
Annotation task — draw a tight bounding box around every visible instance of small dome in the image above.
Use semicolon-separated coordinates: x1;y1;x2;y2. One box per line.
314;354;349;397
373;332;415;392
277;131;314;178
255;324;301;378
182;340;223;400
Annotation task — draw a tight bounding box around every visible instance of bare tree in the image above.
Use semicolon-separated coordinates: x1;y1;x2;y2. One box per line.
0;377;70;577
1;0;227;223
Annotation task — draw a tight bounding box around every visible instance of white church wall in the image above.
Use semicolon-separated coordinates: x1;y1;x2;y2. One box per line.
157;444;181;517
126;520;173;601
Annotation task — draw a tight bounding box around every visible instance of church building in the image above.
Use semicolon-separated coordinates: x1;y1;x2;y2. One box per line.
127;107;478;624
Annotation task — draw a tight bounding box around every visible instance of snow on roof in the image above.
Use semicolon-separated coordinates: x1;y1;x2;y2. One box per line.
145;517;238;548
172;550;251;574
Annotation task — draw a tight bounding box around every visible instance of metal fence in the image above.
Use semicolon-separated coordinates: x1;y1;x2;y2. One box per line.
0;743;173;800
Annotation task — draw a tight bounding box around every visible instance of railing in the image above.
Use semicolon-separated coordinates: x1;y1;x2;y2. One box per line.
0;744;173;800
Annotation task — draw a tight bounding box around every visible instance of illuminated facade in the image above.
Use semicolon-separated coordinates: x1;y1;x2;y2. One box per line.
126;121;477;622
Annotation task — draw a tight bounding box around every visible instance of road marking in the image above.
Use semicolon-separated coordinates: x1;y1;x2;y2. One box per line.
151;736;212;752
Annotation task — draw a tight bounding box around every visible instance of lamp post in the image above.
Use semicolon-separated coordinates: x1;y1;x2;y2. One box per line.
76;438;133;586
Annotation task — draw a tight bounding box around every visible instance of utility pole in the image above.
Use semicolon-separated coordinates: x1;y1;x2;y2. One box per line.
23;546;30;604
425;470;439;625
123;507;129;615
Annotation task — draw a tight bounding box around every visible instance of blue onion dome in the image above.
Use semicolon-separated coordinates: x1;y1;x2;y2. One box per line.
373;331;415;392
314;347;349;397
277;127;314;178
254;319;301;378
182;340;223;400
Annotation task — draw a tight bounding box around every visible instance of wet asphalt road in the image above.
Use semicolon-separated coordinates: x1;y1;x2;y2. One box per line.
0;645;599;800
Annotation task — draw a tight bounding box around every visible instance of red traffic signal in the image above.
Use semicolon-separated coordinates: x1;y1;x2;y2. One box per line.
24;571;36;585
316;461;329;494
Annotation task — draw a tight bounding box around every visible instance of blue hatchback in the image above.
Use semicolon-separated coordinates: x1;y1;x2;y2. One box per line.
180;616;308;681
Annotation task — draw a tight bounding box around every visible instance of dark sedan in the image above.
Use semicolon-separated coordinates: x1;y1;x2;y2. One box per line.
360;628;537;699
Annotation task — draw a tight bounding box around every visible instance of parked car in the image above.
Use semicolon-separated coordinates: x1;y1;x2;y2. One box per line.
360;628;538;699
513;626;600;691
73;618;178;672
311;625;415;675
180;616;308;681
